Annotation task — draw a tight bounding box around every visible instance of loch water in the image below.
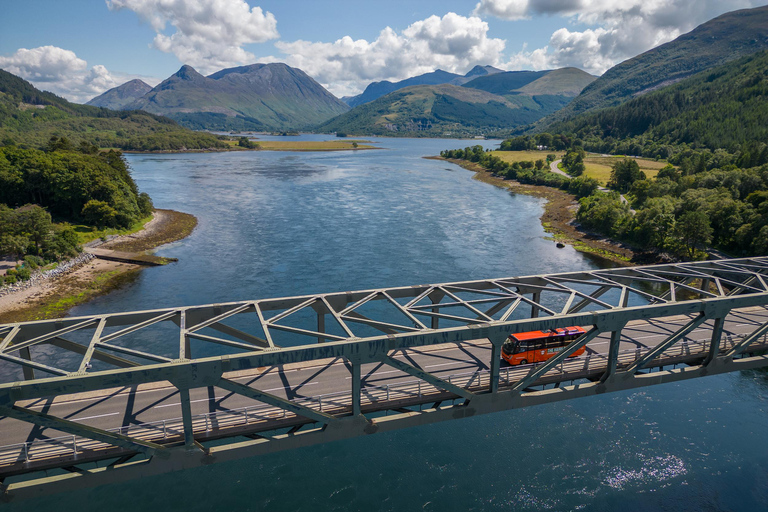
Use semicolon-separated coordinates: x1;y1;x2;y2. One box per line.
10;137;768;511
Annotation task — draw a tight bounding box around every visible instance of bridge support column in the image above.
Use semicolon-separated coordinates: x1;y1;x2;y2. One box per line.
601;328;623;382
490;341;501;393
429;292;442;330
20;347;34;381
351;361;361;416
704;317;725;366
317;313;325;344
178;387;195;447
531;292;541;318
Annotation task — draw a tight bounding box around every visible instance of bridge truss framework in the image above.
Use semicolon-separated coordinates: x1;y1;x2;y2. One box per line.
0;257;767;499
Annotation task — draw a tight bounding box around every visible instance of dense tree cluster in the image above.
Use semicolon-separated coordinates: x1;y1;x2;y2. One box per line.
0;204;80;284
577;159;768;257
445;141;768;259
440;146;598;198
0;138;153;229
562;148;585;176
499;133;571;151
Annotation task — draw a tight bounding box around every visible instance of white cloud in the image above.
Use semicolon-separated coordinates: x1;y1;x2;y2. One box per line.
275;13;506;97
106;0;279;74
0;46;119;103
478;0;764;74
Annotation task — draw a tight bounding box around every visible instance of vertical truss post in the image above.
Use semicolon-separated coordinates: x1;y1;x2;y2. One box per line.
19;347;34;381
179;311;190;360
317;312;325;344
178;387;194;447
704;317;725;366
531;291;541;318
601;327;624;382
429;292;442;329
490;340;502;393
350;361;361;416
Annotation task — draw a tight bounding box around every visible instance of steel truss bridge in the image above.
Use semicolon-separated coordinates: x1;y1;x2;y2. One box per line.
1;257;768;500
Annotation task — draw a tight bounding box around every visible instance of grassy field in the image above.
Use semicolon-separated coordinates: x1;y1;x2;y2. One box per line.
71;214;154;245
582;155;669;185
489;150;564;163
224;139;377;151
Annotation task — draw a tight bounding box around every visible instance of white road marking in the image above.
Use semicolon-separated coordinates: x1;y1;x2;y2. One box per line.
69;412;120;421
153;382;320;408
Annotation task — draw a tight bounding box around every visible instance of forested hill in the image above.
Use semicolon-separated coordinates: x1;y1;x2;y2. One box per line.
0;69;225;151
319;68;595;137
547;50;768;158
317;84;552;137
539;5;768;128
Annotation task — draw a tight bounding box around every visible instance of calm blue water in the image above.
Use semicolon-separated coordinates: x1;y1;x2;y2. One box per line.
10;138;768;510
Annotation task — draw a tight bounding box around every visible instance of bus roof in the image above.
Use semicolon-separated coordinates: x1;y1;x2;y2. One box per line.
508;326;585;342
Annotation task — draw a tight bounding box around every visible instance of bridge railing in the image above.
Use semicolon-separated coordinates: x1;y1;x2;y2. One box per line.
0;332;764;470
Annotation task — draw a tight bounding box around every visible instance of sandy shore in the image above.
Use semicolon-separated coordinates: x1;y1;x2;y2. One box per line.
0;209;197;323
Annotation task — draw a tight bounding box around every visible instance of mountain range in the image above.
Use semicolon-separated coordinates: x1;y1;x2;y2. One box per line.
77;4;768;140
89;63;350;132
320;67;595;137
344;65;503;107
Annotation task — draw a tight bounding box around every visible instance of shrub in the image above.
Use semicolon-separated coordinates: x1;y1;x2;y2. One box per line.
137;192;154;217
16;265;31;281
81;200;118;228
569;176;600;198
23;255;44;269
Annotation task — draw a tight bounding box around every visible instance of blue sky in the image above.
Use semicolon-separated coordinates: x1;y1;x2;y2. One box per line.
1;0;766;102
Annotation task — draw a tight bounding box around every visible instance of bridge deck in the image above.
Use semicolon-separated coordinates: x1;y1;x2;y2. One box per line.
1;307;766;478
1;257;767;499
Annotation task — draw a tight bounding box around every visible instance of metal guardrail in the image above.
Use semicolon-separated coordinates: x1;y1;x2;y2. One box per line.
0;333;765;470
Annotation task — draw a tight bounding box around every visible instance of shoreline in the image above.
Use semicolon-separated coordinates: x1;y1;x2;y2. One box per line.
0;209;197;324
428;156;637;265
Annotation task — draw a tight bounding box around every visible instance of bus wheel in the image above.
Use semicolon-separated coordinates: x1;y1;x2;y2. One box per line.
520;359;528;365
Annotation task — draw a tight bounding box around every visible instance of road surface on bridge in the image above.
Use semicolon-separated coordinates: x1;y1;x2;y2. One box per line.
1;306;765;454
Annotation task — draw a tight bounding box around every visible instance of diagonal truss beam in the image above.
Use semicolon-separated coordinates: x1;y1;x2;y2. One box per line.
216;378;335;424
0;405;166;456
625;314;708;373
512;327;601;391
726;320;768;357
381;355;474;400
0;353;68;376
2;319;100;353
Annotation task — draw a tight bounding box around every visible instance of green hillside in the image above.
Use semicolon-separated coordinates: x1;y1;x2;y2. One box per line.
540;5;768;128
318;68;595;137
515;68;597;97
318;84;543;136
0;69;225;151
126;63;349;131
461;70;550;95
548;50;768;157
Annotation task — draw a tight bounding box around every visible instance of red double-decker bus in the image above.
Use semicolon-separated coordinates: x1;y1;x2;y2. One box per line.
501;326;587;365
